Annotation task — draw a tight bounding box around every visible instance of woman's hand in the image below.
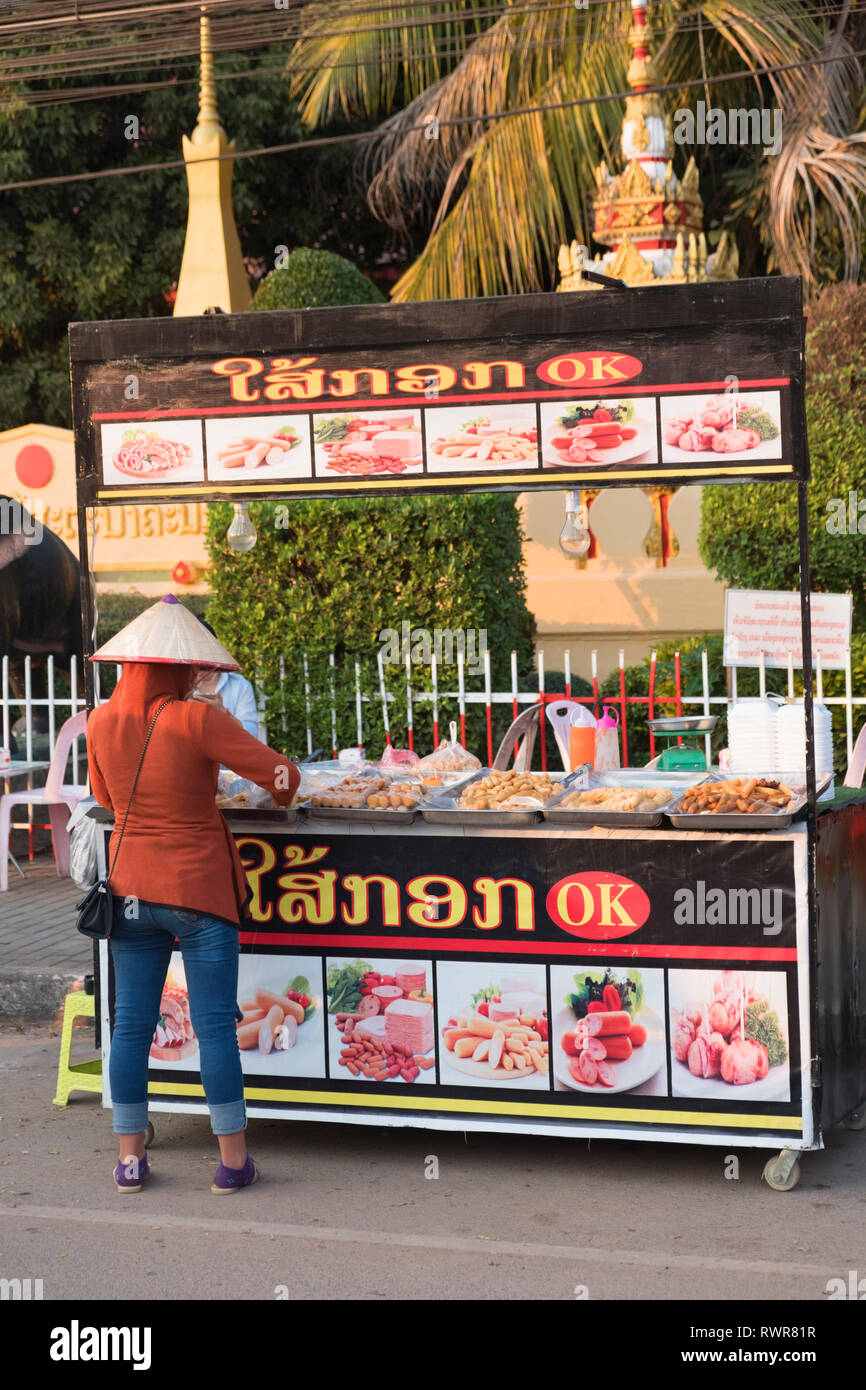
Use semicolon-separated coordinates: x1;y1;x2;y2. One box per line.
190;690;225;711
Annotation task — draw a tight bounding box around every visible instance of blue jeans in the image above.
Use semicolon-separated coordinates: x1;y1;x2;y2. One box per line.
108;900;246;1137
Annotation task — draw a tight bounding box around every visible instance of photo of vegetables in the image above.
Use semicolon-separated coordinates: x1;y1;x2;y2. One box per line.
327;957;436;1085
550;965;667;1095
205;415;313;481
424;406;539;473
100;419;205;486
669;969;791;1101
540;398;658;471
313;411;422;476
660;391;783;463
234;955;325;1078
435;962;549;1089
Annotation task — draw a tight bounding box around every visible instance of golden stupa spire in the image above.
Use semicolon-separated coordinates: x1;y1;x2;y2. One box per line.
174;5;251;316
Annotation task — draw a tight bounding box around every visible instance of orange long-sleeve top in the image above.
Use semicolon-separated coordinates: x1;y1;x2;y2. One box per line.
87;662;299;926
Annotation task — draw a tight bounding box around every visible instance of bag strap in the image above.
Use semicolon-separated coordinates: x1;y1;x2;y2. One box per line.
106;696;174;881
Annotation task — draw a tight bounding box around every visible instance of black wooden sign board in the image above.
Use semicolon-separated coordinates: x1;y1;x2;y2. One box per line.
69;277;808;504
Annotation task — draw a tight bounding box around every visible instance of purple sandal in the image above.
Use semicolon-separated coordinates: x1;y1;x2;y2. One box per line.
114;1153;151;1193
211;1155;259;1195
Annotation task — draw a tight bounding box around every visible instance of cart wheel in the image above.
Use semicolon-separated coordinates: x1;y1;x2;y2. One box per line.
844;1106;866;1131
144;1122;155;1149
762;1152;801;1191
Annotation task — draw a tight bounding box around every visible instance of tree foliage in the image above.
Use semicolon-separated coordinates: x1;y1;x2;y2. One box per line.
699;285;866;626
204;495;536;761
251;247;385;310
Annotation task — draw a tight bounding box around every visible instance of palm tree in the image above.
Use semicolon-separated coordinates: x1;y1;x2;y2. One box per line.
284;0;866;299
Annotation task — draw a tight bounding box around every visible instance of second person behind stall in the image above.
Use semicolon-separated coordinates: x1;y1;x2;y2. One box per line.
190;618;261;738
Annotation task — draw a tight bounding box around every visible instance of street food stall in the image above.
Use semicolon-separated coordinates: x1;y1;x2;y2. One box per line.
69;278;866;1189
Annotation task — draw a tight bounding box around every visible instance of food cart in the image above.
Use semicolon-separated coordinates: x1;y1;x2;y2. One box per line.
69;277;866;1189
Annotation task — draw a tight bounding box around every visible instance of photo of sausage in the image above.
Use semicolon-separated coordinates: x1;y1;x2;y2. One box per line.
539;398;659;471
205;416;313;481
233;957;325;1076
550;965;667;1095
435;962;549;1089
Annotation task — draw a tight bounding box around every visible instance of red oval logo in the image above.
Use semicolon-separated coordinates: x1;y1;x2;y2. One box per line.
546;871;650;940
536;352;643;389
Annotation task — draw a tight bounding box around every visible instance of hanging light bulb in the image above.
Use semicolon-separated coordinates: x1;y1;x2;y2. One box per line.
226;501;257;553
559;489;591;558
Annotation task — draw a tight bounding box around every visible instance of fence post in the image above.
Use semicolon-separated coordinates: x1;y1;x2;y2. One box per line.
618;649;628;766
648;650;656;761
537;650;546;772
701;647;711;767
457;649;466;747
329;652;338;758
404;650;413;754
484;647;493;767
845;648;854;762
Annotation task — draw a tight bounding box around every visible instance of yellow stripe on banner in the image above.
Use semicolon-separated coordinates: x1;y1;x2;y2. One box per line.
148;1081;802;1130
96;463;794;503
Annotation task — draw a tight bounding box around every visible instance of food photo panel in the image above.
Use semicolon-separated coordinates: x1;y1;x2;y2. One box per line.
550;964;667;1095
100;419;205;486
540;397;658;471
424;405;539;474
235;955;326;1079
669;968;791;1102
435;961;550;1089
312;409;423;478
204;414;313;481
326;957;436;1085
660;390;783;464
148;955;199;1070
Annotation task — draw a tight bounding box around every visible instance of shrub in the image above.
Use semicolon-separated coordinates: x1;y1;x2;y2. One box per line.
250;248;385;311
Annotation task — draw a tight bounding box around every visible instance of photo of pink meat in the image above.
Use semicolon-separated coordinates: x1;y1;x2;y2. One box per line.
669;969;790;1099
384;999;435;1055
660;392;781;463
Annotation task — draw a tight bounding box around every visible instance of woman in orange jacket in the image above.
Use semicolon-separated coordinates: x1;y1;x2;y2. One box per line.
87;597;299;1195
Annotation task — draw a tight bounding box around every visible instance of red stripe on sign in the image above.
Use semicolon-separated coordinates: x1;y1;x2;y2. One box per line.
91;380;791;421
237;932;796;961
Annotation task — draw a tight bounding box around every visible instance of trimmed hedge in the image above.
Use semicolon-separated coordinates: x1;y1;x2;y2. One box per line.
250;248;385;311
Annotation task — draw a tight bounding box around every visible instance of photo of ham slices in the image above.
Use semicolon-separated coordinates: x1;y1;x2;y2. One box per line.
314;412;423;476
149;981;197;1062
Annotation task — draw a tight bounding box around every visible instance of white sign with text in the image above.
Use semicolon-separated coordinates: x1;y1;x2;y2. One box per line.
724;589;852;670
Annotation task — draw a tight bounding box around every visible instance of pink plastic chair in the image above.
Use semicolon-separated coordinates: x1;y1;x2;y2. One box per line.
844;722;866;787
0;710;89;891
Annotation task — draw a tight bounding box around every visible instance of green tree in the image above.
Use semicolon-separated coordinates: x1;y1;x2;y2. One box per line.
0;48;399;429
699;284;866;626
204;495;535;761
286;0;866;300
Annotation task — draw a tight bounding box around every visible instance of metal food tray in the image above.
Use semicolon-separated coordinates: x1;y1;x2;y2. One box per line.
219;805;298;824
307;803;419;825
421;769;579;827
664;774;810;831
543;771;698;828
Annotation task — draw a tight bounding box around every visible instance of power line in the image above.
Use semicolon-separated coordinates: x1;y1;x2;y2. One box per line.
2;42;863;194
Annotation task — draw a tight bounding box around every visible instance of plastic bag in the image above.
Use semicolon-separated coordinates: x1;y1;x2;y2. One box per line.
216;773;278;810
70;815;100;890
415;726;481;776
379;746;420;771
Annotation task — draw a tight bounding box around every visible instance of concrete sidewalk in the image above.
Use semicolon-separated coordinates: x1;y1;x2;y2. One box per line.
0;855;89;1020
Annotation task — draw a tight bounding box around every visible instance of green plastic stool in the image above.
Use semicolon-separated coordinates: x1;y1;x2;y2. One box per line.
53;989;102;1106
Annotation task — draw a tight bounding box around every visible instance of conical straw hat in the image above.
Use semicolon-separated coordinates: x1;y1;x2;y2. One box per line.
91;595;240;670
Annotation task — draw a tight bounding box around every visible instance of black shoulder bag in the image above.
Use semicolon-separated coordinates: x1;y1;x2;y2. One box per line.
75;697;174;940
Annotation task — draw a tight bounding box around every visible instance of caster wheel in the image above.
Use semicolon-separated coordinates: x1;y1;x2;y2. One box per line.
844;1106;866;1131
763;1154;801;1191
144;1122;155;1149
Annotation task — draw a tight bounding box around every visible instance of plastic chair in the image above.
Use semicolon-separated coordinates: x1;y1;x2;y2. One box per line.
844;723;866;787
0;710;89;891
492;703;544;771
52;989;102;1106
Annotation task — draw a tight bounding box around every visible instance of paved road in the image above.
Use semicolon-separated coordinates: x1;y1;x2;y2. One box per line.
1;1024;864;1302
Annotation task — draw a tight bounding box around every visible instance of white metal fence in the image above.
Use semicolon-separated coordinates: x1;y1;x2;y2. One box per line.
3;647;864;778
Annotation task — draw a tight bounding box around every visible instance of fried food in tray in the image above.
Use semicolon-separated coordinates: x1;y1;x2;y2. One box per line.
458;769;559;810
676;777;796;816
559;785;675;814
309;774;422;811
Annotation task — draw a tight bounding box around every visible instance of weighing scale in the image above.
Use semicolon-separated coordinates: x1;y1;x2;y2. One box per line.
648;715;717;770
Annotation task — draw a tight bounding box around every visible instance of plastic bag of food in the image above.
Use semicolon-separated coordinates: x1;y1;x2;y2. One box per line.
415;725;481;776
216;774;276;810
378;746;420;770
70;814;100;890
